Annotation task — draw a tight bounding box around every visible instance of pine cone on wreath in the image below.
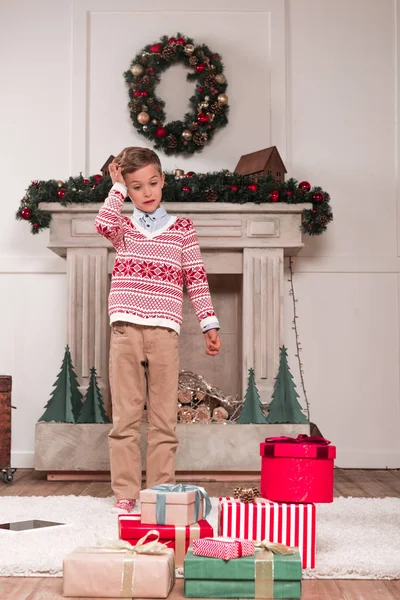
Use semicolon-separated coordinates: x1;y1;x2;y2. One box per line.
162;45;176;60
130;99;142;113
211;101;223;115
205;189;218;202
166;134;178;149
140;75;151;88
205;74;217;88
193;131;208;146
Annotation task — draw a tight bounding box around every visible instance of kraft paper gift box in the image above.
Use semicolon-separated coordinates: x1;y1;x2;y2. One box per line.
218;497;316;569
260;434;336;503
119;513;214;567
140;483;211;526
63;535;175;598
184;543;302;599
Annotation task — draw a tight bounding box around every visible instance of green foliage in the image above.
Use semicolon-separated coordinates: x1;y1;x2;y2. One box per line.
16;171;332;235
237;368;267;424
266;346;309;424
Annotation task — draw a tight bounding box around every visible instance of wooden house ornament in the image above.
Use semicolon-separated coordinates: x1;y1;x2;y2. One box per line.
100;155;115;177
234;146;287;183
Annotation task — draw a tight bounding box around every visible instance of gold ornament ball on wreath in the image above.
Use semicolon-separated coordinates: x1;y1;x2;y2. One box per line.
184;44;195;55
131;64;144;76
217;93;229;105
182;129;193;140
215;73;226;84
137;111;150;125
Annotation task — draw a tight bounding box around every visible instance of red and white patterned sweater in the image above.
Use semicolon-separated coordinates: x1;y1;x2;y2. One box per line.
95;184;218;334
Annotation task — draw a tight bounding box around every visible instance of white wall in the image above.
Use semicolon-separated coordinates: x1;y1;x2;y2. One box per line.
1;0;399;468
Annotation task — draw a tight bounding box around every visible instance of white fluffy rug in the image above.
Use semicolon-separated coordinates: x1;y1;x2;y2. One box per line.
0;496;399;579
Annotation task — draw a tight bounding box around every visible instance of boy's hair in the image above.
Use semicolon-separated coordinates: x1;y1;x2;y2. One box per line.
115;147;162;177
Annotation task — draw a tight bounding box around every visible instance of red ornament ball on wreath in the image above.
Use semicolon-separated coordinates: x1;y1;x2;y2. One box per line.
20;207;32;220
231;185;238;192
313;192;324;203
133;91;141;98
196;64;206;73
247;183;257;192
83;179;89;185
58;188;67;198
299;181;311;192
270;189;279;202
33;223;39;229
168;37;177;44
286;190;293;197
155;127;167;138
176;37;185;45
150;43;163;53
197;112;209;124
94;174;103;182
186;171;195;178
182;185;191;192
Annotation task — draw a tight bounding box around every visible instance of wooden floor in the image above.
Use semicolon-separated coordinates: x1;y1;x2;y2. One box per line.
0;468;399;600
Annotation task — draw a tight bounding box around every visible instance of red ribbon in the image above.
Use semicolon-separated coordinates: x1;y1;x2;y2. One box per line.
264;434;331;445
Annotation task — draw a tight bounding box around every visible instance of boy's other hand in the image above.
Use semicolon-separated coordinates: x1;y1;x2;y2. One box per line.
109;160;126;186
205;329;221;356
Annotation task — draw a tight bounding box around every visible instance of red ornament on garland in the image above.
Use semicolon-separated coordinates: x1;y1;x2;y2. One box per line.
168;37;177;44
286;190;293;196
133;91;141;97
150;43;163;53
196;64;206;73
182;185;191;192
94;174;103;182
58;188;66;198
83;179;89;185
313;192;324;203
198;87;204;93
186;171;195;178
140;91;148;97
231;185;238;192
299;181;311;192
20;207;32;220
197;112;209;123
155;127;167;138
247;183;257;192
33;223;39;229
270;189;279;202
176;37;185;45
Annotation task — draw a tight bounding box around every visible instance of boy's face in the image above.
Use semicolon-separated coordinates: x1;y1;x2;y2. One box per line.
124;164;164;213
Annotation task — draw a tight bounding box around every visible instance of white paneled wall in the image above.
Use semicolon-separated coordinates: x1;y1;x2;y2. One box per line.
1;0;399;467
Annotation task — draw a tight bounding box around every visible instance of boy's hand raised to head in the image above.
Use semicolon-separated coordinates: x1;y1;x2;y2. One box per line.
109;160;126;186
205;329;221;356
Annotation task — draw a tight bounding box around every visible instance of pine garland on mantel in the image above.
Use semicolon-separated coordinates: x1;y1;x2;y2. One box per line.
16;170;333;235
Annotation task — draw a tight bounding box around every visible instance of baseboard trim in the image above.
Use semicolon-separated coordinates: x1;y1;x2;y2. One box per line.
46;471;260;482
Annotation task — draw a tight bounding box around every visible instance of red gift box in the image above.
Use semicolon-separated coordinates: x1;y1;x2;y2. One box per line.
260;435;336;503
118;514;213;567
192;537;255;560
218;497;316;569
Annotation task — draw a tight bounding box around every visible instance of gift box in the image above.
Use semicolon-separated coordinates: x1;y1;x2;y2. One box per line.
260;435;336;503
218;497;316;569
192;537;255;560
63;535;175;598
119;513;214;567
140;483;211;526
184;545;302;598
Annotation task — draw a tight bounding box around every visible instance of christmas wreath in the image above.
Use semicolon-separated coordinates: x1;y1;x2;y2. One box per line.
16;171;333;235
124;33;229;155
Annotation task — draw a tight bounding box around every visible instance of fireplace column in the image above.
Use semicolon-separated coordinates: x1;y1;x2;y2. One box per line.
242;248;284;402
66;247;110;404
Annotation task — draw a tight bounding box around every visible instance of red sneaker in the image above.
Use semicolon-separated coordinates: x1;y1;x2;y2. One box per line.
110;498;136;514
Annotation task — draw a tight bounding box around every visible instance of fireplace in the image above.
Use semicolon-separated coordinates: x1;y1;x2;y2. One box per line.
43;200;311;406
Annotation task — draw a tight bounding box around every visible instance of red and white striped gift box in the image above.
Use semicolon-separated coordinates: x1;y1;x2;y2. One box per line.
218;497;316;568
192;537;255;560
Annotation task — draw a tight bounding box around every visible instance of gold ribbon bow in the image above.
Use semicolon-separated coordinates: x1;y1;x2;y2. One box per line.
254;540;298;598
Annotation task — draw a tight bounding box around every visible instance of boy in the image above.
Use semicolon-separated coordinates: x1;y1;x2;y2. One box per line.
95;147;221;513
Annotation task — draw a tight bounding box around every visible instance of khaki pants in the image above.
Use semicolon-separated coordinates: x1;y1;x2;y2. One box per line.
108;322;180;500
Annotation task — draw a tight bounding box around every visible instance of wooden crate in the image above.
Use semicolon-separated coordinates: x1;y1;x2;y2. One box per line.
0;376;12;469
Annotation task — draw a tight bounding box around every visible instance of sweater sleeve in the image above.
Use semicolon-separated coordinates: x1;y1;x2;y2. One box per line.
181;220;220;331
94;182;127;247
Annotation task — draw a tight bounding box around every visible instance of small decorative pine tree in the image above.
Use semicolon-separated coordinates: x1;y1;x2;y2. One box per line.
266;345;309;424
38;346;83;422
237;368;267;424
77;367;111;424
